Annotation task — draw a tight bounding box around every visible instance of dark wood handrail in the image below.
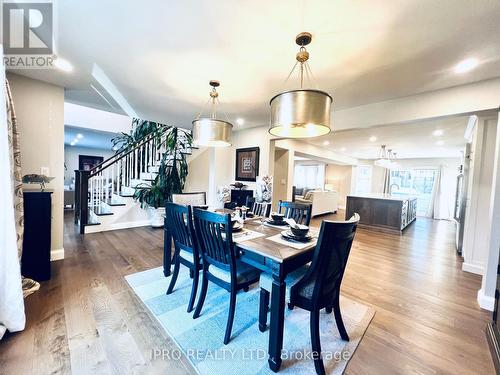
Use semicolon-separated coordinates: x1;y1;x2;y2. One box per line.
89;127;169;178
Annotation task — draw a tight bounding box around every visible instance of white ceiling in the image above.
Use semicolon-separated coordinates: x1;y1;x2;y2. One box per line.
64;125;117;150
306;116;469;159
13;0;500;131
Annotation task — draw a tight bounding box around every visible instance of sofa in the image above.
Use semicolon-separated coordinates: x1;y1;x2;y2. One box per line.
295;190;339;217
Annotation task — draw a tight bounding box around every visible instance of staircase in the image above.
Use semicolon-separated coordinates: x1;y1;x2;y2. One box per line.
74;126;196;234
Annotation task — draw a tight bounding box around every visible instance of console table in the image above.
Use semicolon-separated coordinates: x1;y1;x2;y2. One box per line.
21;190;52;281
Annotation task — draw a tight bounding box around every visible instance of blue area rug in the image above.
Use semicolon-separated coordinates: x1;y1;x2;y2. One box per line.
125;267;374;374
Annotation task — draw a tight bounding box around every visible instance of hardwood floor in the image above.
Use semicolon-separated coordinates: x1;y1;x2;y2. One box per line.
0;211;494;374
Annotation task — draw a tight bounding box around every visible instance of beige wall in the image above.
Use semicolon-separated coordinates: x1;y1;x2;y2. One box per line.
272;149;292;210
185;126;274;205
8;73;65;259
325;164;353;208
184;148;210;193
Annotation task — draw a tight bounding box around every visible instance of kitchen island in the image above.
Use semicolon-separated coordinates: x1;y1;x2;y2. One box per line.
346;193;417;234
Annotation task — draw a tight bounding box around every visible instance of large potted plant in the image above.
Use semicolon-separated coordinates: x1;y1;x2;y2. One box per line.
133;179;165;227
133;126;192;227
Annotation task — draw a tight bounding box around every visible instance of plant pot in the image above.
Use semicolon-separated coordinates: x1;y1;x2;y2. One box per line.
148;207;165;228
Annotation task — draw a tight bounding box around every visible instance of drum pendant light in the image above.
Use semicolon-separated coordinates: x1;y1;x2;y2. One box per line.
192;80;233;147
269;32;332;138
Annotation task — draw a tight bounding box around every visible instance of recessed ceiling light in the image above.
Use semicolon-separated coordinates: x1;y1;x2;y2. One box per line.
73;138;79;143
454;58;479;74
432;129;444;137
340;147;346;152
70;141;76;146
369;136;377;142
236;118;245;126
323;141;330;146
54;58;74;72
436;140;444;146
76;133;83;139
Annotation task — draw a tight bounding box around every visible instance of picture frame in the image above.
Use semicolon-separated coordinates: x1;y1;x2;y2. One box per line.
79;155;104;171
235;147;259;182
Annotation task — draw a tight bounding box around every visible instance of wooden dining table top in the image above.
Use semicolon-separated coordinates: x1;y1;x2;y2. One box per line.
231;217;318;264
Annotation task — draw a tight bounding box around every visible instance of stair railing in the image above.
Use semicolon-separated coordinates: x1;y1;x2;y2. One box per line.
74;127;168;234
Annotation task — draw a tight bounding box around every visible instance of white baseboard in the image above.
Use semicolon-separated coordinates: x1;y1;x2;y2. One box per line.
338;205;346;210
50;248;64;261
462;262;484;275
109;220;152;231
477;288;495;311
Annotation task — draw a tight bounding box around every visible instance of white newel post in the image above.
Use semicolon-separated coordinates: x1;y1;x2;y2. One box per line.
208;148;217;208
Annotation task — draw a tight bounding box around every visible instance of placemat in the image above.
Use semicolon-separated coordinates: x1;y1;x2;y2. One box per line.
266;233;317;250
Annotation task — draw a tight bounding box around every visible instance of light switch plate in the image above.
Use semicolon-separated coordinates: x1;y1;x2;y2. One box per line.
40;167;50;176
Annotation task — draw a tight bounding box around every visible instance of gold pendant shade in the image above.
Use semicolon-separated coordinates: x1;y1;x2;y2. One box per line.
269;32;332;138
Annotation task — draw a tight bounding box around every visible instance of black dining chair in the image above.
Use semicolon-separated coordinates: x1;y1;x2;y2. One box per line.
259;214;360;375
278;200;312;226
245;196;271;218
192;208;261;345
164;202;201;313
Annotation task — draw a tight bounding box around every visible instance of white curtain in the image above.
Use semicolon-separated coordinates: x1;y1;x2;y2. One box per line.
0;50;26;339
294;164;325;189
426;165;454;219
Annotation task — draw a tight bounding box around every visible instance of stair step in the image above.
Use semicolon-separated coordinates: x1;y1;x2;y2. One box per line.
91;203;114;216
120;193;134;198
103;198;126;206
86;212;101;226
140;172;158;181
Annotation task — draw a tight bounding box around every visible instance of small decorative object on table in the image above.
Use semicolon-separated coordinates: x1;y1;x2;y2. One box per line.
230;181;246;190
22;174;54;191
217;185;231;205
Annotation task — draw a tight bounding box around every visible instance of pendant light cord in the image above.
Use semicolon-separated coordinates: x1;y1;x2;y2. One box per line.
195;86;231;123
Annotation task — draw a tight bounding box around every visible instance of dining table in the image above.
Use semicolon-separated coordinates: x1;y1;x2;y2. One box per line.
163;212;319;372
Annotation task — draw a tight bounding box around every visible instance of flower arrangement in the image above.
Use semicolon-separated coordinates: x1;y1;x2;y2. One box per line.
217;185;231;203
256;175;273;203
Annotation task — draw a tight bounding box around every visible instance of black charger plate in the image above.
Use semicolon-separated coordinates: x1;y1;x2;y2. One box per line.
281;230;313;243
265;218;288;226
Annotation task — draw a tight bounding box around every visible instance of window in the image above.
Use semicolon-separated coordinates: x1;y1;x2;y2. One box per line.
294;164;325;189
355;165;372;194
390;168;437;215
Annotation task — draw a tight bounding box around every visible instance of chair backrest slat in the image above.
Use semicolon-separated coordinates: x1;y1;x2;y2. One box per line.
193;209;236;272
291;214;360;305
246;196;271;218
278;200;312;226
165;202;196;255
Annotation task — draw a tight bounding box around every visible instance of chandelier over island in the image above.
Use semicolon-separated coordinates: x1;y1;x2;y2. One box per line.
269;32;333;138
192;80;233;147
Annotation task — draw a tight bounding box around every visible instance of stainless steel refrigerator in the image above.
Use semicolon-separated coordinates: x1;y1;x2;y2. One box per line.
454;143;471;254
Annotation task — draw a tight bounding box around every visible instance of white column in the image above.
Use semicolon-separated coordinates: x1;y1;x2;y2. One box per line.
462;116;497;275
477;112;500;311
207;148;217;208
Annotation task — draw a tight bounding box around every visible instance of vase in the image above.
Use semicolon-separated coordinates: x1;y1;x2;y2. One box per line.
149;207;165;228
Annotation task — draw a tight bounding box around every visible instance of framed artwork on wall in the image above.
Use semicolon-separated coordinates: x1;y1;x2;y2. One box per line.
79;155;104;171
235;147;259;182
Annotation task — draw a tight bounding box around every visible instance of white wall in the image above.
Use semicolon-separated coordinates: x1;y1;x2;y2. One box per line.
64;102;132;134
64;146;114;184
463;117;498;277
8;73;65;260
478;114;500;311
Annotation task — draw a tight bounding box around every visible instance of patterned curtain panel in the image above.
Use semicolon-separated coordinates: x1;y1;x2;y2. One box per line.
5;79;40;297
